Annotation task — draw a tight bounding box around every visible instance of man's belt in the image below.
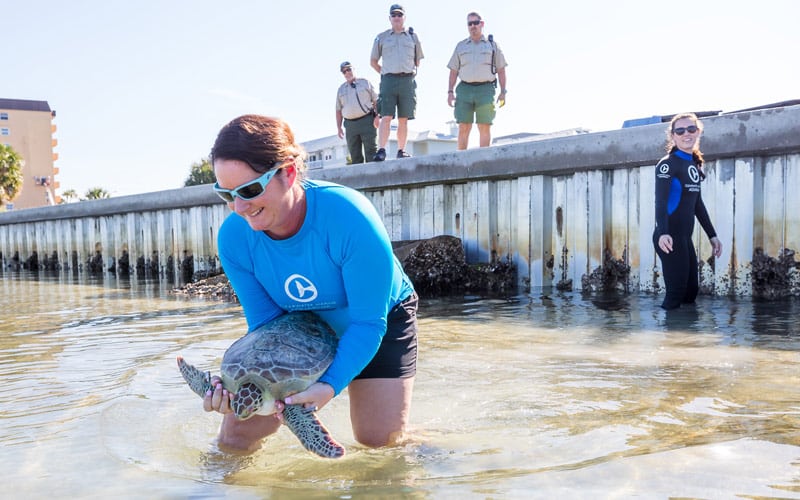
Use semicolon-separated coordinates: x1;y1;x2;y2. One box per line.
385;72;414;77
345;111;374;121
461;80;495;86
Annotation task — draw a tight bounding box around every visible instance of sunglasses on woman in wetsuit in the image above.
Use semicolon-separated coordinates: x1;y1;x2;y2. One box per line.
672;125;699;136
213;160;292;203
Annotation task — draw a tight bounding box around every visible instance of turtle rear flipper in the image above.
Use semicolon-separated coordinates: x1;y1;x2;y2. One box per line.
283;405;345;459
177;356;213;398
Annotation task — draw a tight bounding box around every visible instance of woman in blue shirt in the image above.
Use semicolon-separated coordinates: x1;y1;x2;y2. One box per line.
653;113;722;310
204;114;417;452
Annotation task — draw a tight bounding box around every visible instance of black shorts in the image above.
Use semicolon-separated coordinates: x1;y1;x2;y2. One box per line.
354;291;418;380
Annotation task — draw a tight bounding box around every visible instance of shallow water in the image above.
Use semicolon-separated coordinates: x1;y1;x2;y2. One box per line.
1;271;799;498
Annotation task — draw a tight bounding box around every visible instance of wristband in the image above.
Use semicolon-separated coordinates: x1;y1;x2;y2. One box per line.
448;90;454;94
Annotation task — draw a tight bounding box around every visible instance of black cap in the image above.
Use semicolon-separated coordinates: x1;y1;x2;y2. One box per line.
340;61;352;72
389;4;404;15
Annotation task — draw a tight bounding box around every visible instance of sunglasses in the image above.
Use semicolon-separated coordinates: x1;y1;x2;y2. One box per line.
213;161;288;203
672;125;699;136
467;20;481;26
342;67;352;73
390;12;404;17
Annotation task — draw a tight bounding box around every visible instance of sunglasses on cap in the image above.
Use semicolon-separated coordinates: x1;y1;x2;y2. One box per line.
467;20;481;26
672;125;699;136
213;160;291;203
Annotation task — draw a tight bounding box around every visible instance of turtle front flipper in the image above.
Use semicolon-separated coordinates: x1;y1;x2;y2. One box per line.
282;405;346;459
177;356;213;398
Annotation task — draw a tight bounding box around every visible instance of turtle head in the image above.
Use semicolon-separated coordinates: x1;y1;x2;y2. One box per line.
231;382;264;420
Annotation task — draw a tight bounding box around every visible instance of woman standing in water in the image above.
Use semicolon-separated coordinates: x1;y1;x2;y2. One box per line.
204;114;417;452
653;112;722;310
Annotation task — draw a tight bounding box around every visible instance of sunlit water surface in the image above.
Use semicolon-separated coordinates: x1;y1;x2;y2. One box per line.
1;271;799;499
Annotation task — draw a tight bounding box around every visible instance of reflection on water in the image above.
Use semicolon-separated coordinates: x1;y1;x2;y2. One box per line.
1;272;799;498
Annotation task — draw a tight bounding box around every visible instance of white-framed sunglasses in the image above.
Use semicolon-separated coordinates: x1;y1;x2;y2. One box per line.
213;160;292;203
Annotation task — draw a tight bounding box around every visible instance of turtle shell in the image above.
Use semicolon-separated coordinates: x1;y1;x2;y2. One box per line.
219;311;338;420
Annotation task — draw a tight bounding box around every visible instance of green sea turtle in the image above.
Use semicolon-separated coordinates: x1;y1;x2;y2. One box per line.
177;311;345;459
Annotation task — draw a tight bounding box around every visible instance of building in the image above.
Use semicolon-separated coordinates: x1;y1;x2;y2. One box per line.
0;98;60;209
303;123;458;170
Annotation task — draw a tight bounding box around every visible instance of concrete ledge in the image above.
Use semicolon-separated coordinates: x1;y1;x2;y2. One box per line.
0;184;222;223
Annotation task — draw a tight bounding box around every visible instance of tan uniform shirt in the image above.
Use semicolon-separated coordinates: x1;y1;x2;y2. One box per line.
447;36;507;83
336;78;378;120
371;29;424;75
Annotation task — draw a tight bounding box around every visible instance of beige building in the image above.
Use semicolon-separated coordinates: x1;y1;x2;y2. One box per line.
0;98;60;210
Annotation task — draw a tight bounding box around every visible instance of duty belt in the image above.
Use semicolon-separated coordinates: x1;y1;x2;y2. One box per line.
385;72;414;77
461;80;495;86
345;112;373;121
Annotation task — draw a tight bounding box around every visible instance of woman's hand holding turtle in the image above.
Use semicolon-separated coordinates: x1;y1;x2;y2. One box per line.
276;382;335;422
203;375;233;414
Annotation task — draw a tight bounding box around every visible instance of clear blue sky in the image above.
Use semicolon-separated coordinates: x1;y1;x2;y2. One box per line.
4;0;798;197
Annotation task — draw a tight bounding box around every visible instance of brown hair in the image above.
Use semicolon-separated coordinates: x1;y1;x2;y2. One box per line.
665;112;705;170
210;115;307;178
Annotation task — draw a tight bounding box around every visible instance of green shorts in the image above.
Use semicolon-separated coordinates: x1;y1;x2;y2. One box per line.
454;81;496;124
378;74;416;119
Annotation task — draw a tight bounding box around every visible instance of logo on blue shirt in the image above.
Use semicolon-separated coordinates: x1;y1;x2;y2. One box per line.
284;274;318;303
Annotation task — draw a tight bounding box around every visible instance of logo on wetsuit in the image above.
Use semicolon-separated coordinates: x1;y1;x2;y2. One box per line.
284;274;318;303
688;165;700;184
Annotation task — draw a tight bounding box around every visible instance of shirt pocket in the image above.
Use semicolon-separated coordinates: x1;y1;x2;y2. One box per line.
386;35;415;58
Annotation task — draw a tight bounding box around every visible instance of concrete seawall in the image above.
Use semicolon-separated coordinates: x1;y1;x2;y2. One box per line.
2;104;799;296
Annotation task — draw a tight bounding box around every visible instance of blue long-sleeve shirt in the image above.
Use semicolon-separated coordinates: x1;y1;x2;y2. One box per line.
217;179;415;395
654;150;717;239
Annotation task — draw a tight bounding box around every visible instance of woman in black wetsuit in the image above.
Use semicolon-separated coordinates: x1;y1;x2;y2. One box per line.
653;112;722;310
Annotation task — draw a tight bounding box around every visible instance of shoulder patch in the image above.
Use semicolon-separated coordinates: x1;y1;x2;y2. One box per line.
659;163;670;175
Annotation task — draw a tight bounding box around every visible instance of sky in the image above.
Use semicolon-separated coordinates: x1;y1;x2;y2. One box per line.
4;0;799;197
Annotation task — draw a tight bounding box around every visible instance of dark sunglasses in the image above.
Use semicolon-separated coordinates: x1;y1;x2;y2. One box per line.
341;67;352;73
467;20;481;26
390;12;404;17
672;125;699;136
213;161;288;203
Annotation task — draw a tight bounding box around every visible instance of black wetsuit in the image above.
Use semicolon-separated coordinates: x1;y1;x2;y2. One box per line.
652;150;717;310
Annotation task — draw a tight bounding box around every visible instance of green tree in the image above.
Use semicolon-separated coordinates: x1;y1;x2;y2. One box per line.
60;188;79;203
184;157;216;186
0;144;24;205
84;187;111;200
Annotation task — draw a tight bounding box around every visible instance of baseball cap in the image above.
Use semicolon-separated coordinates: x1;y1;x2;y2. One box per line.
340;61;352;72
389;4;404;15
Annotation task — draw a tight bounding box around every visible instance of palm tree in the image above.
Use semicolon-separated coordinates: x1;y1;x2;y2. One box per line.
60;189;79;203
0;144;24;206
84;187;111;200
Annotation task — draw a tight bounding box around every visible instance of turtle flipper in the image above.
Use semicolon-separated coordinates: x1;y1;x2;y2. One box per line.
282;405;346;459
177;356;213;398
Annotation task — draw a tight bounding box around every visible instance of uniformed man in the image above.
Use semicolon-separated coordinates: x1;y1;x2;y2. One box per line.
370;4;424;161
447;12;508;150
335;61;379;164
